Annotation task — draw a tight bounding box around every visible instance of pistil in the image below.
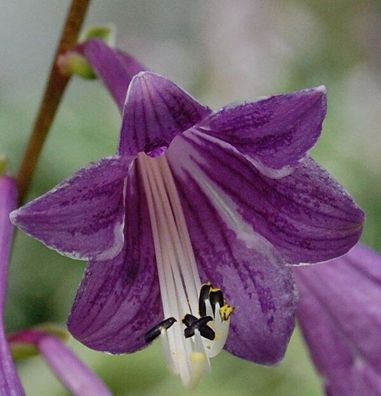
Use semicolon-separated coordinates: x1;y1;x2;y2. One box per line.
138;152;231;388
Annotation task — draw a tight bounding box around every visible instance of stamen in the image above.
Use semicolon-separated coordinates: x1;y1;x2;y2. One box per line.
144;317;176;344
183;314;216;341
198;283;212;317
199;326;215;341
182;314;198;328
184;316;215;341
220;304;235;321
189;330;209;388
138;152;232;388
160;330;177;374
196;285;233;358
209;289;224;316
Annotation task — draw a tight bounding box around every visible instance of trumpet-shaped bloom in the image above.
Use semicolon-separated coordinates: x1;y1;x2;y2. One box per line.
0;173;24;396
11;40;364;387
294;244;381;396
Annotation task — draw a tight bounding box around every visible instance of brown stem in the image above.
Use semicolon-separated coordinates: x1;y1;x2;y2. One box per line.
17;0;91;204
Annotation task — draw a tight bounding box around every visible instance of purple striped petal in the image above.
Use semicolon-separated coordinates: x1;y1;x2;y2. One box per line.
166;144;297;364
167;131;363;264
68;161;162;353
197;87;327;178
294;244;381;396
0;176;24;396
79;39;146;112
11;156;132;261
119;72;211;156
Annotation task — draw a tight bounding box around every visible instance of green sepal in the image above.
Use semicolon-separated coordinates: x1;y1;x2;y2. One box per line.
0;155;8;176
35;323;70;342
58;52;96;79
81;25;115;46
10;323;70;361
11;343;39;360
58;25;115;80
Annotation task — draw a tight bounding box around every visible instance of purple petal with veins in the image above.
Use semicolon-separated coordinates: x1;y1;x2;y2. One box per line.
11;156;133;261
165;155;297;364
68;160;162;353
294;244;381;396
119;71;211;156
197;86;327;178
167;130;363;264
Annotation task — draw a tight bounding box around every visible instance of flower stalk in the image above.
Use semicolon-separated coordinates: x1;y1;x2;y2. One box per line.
17;0;91;204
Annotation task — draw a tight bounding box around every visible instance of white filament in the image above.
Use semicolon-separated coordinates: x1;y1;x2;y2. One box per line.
138;153;229;388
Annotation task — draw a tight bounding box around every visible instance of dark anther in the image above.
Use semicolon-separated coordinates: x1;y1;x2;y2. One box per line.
184;316;215;341
144;317;176;344
209;289;224;315
182;314;198;327
199;325;215;341
198;283;212;317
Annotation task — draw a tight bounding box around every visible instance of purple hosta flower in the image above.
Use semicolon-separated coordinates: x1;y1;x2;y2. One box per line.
11;40;364;387
0;167;25;396
8;330;111;396
294;244;381;396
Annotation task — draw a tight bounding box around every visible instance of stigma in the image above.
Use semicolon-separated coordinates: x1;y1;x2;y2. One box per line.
138;153;233;388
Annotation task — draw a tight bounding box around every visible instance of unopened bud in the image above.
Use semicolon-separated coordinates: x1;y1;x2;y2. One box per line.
57;25;116;79
57;51;96;79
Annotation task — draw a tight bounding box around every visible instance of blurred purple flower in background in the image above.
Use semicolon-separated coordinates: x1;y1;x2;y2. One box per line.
1;162;111;395
11;40;364;387
294;244;381;396
8;330;111;396
0;166;24;396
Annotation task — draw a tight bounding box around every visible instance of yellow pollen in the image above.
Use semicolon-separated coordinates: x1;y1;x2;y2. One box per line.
219;304;234;321
191;352;206;363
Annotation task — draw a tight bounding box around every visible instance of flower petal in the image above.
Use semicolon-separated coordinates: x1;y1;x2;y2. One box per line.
166;144;297;364
79;39;145;111
38;335;111;396
166;131;363;264
68;161;162;353
11;156;132;261
119;71;211;156
197;87;327;178
0;176;24;396
294;244;381;396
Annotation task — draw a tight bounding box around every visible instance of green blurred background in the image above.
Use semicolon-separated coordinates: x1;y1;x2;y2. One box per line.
1;0;380;395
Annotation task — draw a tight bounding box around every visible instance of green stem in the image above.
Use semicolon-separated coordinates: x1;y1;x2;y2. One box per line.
17;0;91;204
